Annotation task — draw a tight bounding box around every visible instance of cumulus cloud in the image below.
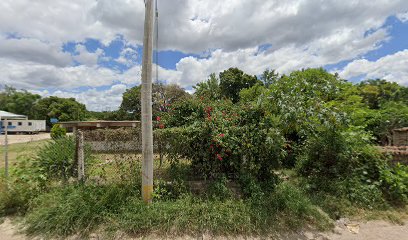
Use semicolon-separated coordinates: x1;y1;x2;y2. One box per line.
73;44;104;67
116;47;138;67
0;58;141;90
35;84;128;111
397;11;408;22
2;0;407;53
157;28;388;88
0;37;72;66
338;50;408;86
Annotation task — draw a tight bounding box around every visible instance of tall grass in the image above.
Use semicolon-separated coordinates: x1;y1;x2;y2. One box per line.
23;182;331;238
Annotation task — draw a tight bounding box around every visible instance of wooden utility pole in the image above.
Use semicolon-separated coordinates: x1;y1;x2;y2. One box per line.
141;0;155;204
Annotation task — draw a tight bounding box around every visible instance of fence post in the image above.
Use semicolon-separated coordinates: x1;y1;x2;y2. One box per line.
76;130;85;182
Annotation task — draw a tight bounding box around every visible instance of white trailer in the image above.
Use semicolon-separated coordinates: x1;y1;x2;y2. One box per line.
0;111;46;134
2;120;46;133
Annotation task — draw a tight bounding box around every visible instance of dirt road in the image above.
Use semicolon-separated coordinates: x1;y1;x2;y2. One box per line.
1;218;407;240
0;133;51;146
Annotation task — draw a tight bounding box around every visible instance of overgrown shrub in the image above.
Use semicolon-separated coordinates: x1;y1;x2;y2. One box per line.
157;98;286;181
50;124;67;139
297;127;386;187
34;136;93;181
0;177;37;216
381;164;408;204
294;126;408;208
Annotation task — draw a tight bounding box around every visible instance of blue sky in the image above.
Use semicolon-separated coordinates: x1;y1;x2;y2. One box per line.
1;0;408;110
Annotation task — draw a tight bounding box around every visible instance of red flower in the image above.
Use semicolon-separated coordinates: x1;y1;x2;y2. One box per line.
219;133;225;137
159;124;165;129
156;116;161;121
216;154;222;161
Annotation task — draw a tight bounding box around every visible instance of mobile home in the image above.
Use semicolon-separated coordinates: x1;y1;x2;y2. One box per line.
0;110;46;134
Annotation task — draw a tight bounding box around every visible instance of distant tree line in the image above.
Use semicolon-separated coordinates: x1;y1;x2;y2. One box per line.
0;86;87;126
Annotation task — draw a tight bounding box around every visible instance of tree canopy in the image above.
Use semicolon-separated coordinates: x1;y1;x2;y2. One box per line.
0;85;41;118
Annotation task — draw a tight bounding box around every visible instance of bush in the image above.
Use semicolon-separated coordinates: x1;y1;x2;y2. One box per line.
50;124;67;139
381;164;408;204
296;127;392;207
297;127;386;187
0;177;36;216
158;98;286;181
34;136;93;181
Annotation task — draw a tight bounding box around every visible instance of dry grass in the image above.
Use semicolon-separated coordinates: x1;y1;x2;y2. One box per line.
0;140;49;170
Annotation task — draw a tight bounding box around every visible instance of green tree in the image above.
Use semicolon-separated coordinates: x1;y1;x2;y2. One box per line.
120;84;190;120
358;79;407;109
0;85;41;117
260;69;279;88
365;101;408;145
219;68;260;103
32;97;87;126
193;73;222;100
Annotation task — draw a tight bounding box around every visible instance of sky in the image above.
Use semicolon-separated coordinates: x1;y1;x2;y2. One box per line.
1;0;408;111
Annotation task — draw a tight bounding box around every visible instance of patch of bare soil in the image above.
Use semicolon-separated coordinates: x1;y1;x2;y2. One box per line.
0;133;51;145
0;218;25;240
1;218;407;240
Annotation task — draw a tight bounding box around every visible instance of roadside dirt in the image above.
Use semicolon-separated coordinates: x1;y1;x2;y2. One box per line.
1;218;407;240
0;218;25;240
0;133;51;146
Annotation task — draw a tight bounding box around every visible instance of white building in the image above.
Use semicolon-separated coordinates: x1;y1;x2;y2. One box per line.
0;110;46;133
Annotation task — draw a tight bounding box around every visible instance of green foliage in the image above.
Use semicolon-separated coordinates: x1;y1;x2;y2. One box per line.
120;83;190;120
297;127;386;185
25;184;140;236
365;101;408;145
219;67;261;103
31;96;87;126
194;68;262;103
50;124;67;139
152;179;187;201
0;85;41;117
358;79;408;109
260;69;280;87
193;73;222;100
0;176;37;216
23;182;330;237
239;83;267;103
158;98;286;181
207;176;233;200
34;136;93;181
381;164;408;204
0;155;49;216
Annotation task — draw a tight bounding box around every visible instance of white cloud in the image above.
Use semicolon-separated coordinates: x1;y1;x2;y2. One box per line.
38;84;128;111
338;50;408;86
0;37;72;66
157;28;388;88
397;11;408;22
0;58;141;90
116;47;138;67
1;0;407;53
73;44;103;67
